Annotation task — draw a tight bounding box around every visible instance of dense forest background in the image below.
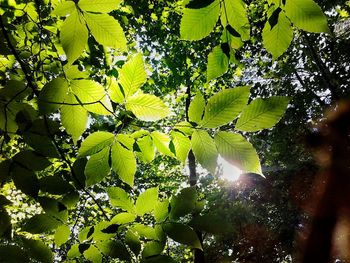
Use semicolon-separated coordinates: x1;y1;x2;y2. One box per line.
0;0;350;262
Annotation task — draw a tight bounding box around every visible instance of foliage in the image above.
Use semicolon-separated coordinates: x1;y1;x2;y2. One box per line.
0;0;346;262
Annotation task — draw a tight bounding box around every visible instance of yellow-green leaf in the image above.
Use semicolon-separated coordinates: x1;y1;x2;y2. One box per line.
180;0;220;40
84;13;127;50
78;0;122;13
191;130;217;174
201;86;250;128
119;53;147;98
60;92;88;144
60;9;88;63
111;142;136;186
214;131;262;175
126;93;170;121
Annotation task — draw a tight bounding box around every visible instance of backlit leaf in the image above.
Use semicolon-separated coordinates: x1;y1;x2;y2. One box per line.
151;131;174;157
61;92;88;144
188;93;205;123
170;131;191;163
54;225;71;246
214;131;262;174
85;147;110;186
126;93;170;121
180;0;220;40
207;45;229;81
285;0;329;33
84;13;127;50
107;187;135;212
78;131;114;157
83;245;102;263
236;96;290;132
191;130;217;174
111;142;136;186
79;0;122;13
201;86;250;128
262;9;293;58
135;187;158;216
60;9;88;63
221;0;250;40
119;53;147;99
71;80;113;115
38;77;68;114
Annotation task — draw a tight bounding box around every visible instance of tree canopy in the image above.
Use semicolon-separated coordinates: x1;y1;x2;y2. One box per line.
0;0;349;262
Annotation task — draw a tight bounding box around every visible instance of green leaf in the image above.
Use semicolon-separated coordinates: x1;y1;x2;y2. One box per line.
84;13;127;50
22;214;61;234
154;200;169;222
52;1;75;16
78;0;122;13
97;240;131;260
13;150;51;171
236;96;290;132
137;135;155;163
119;53;147;99
72;158;87;189
214;131;262;174
22;238;53;263
61;92;88;144
221;0;250;40
54;225;71;246
262;10;293;58
83;245;102;263
135;187;158;216
0;245;29;263
85;147;110;186
71;79;113;115
39;176;74;195
201;86;250;128
64;65;89;80
126;93;170;121
189;213;231;234
11;165;39;198
188;93;205;123
284;0;329;33
111;142;136;186
170;131;191;163
117;134;135;150
180;0;220;40
67;244;80;258
111;212;136;224
125;230;141;256
162;223;202;249
38;77;68;114
131;224;159;240
38;197;68;222
78;131;115;157
23;132;59;158
191;130;217;174
107;187;134;212
142;241;164;258
108;77;124;103
151;131;174;157
60;9;88;63
170;187;196;220
207;45;229;81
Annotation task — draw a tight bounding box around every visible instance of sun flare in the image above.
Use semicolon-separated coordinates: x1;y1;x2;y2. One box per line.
218;156;242;182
